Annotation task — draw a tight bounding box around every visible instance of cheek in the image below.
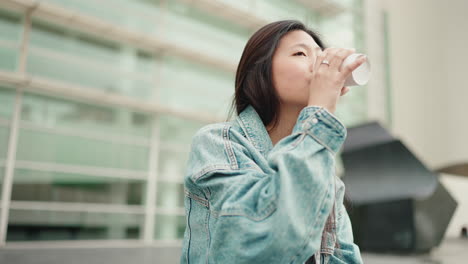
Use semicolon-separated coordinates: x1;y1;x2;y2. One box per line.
273;62;309;98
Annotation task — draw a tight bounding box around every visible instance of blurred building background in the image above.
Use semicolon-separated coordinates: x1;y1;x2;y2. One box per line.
0;0;467;263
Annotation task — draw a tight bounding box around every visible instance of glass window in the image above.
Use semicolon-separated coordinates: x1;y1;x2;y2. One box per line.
0;166;4;200
256;0;313;23
0;41;18;71
0;87;12;160
154;214;185;240
29;21;157;100
158;55;234;116
30;20;119;65
159;114;206;146
0;125;9;160
0;87;14;119
0;9;22;43
7;209;144;241
21;93;152;138
41;0;163;36
12;168;146;205
26;50;155;99
157;150;189;183
156;182;184;209
164;2;247;63
0;10;20;71
16;129;149;170
16;93;151;171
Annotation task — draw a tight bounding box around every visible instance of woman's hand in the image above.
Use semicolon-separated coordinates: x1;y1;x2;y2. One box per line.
307;48;367;114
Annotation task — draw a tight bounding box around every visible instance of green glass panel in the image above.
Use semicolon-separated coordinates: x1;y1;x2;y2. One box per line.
158;56;234;115
163;20;244;63
158;150;189;183
136;50;157;73
336;89;368;127
0;125;9;159
30;20;119;65
256;0;314;23
21;93;152;138
27;50;115;91
0;87;14;119
164;1;247;63
16;129;149;170
0;43;17;71
154;214;185;240
26;51;155;99
340;0;356;9
0;89;9;161
13;168;145;205
0;9;22;43
320;12;355;48
156;182;184;209
40;0;163;36
0;166;4;199
7;209;143;241
0;89;10;159
29;22;156;99
215;0;252;13
38;0;125;27
159;115;206;146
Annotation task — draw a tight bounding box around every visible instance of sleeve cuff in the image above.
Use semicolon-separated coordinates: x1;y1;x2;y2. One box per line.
292;106;347;154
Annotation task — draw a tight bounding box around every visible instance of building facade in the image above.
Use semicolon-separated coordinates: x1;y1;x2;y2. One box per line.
0;0;365;249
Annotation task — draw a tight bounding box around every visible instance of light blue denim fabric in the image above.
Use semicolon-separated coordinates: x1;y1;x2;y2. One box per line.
181;105;363;264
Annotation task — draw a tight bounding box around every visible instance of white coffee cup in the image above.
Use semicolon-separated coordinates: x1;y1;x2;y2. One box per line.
342;53;371;86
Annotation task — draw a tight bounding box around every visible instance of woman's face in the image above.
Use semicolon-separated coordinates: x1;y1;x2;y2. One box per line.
272;30;322;109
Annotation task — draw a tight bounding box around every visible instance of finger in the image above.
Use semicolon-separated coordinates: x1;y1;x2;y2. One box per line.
324;48;339;68
340;86;345;96
313;48;326;72
340;87;350;96
317;48;337;72
338;49;356;72
341;55;367;77
330;48;355;71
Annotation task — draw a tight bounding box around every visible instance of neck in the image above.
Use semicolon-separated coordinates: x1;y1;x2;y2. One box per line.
266;104;303;146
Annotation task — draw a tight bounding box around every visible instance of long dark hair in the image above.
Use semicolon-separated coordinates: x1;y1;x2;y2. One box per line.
227;20;326;130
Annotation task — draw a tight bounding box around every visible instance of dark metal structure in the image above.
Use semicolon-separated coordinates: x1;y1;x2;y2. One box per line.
341;122;457;253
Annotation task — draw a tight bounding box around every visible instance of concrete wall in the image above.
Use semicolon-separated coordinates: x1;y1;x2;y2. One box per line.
365;0;468;238
365;0;468;169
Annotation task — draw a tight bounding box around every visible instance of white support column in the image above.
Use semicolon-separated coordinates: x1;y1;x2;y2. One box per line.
141;0;168;243
364;0;391;127
142;116;160;243
0;5;34;245
0;85;22;245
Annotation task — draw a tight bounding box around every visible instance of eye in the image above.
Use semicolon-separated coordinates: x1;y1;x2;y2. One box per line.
293;51;307;56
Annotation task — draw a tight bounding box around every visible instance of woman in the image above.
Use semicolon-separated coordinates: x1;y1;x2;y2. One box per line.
181;20;366;264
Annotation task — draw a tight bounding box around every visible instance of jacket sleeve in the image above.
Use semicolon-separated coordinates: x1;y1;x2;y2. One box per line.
185;106;347;263
328;201;363;264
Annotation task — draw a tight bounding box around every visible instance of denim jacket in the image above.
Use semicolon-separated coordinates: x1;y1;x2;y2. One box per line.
181;105;363;264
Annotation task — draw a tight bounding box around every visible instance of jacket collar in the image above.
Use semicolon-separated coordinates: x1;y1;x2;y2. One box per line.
236;105;273;155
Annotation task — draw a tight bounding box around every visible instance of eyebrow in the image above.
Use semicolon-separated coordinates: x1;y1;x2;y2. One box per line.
290;43;321;52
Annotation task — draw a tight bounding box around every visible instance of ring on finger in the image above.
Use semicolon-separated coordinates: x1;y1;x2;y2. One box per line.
321;59;331;66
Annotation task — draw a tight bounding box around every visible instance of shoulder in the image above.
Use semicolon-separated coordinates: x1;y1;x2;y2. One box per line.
187;121;246;173
186;120;258;183
191;121;248;152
